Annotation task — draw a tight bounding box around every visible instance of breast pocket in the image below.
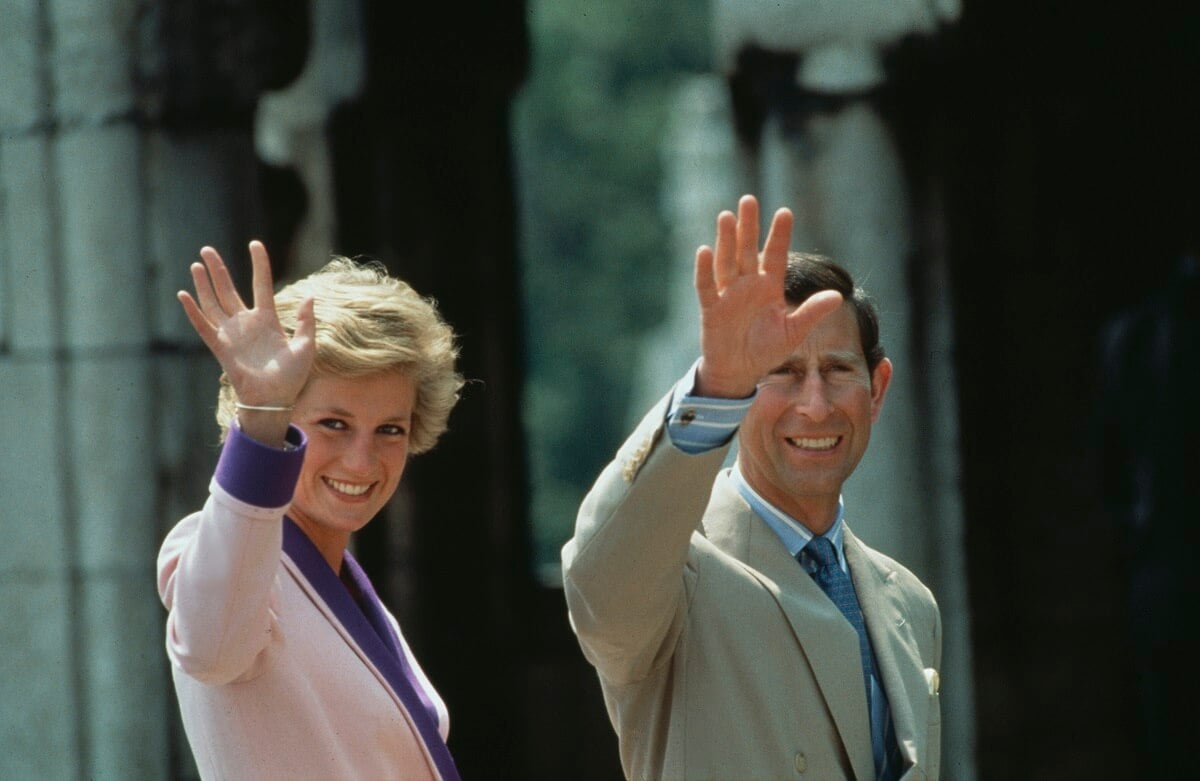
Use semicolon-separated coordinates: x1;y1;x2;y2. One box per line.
923;667;941;780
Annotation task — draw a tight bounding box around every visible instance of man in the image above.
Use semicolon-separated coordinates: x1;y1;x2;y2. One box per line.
562;195;941;780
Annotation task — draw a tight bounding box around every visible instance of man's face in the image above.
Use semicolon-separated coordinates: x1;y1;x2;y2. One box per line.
737;301;892;530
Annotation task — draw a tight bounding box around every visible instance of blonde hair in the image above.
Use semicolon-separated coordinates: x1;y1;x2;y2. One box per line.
216;257;463;454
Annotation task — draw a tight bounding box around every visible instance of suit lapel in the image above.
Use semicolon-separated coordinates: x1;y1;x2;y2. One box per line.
844;528;927;773
703;475;875;781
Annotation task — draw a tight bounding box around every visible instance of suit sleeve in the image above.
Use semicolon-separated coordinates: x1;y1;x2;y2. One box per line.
561;392;730;685
156;424;305;685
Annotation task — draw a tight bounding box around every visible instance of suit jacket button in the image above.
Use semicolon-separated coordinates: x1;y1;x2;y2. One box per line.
793;752;807;773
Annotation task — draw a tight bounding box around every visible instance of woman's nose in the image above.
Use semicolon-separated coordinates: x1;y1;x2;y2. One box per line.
342;434;378;472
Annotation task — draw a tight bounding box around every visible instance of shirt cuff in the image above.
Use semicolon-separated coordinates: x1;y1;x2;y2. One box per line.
665;361;755;454
214;422;307;508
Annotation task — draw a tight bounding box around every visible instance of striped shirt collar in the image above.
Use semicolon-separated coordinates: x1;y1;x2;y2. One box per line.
731;464;847;570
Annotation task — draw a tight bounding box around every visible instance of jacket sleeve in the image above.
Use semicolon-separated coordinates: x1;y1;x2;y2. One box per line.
561;392;730;685
156;424;305;685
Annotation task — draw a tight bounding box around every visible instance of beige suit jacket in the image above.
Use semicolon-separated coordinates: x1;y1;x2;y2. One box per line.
562;395;942;781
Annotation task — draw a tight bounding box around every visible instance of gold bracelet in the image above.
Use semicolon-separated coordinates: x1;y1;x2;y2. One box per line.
235;402;294;413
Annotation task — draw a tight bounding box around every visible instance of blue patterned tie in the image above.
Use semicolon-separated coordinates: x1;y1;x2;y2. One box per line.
801;536;875;689
801;537;901;781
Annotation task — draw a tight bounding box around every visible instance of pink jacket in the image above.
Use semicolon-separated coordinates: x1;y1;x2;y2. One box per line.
158;424;458;780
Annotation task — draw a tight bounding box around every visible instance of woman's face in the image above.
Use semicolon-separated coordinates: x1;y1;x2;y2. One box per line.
287;371;416;566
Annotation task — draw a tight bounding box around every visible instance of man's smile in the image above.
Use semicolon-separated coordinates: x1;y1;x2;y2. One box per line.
785;436;841;451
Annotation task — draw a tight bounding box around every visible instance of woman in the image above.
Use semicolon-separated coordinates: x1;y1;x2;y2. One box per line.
157;241;463;780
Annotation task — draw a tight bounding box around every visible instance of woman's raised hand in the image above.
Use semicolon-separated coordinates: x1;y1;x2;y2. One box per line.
177;241;315;413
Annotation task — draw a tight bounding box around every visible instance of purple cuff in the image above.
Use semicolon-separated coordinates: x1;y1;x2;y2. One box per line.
214;424;307;508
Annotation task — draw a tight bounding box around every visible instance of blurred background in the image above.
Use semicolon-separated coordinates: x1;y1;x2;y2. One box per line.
2;0;1197;779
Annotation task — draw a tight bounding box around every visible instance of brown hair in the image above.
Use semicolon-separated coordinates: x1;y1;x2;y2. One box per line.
784;252;885;372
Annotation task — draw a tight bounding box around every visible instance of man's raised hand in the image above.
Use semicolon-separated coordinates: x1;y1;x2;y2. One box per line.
693;195;842;398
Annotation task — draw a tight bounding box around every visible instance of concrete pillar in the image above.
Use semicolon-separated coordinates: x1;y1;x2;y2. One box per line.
0;0;169;776
761;101;921;569
1;1;300;776
0;132;79;778
637;1;976;777
630;75;749;421
255;0;365;276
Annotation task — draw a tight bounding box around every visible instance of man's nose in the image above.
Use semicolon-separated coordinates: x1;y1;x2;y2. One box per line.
791;374;834;420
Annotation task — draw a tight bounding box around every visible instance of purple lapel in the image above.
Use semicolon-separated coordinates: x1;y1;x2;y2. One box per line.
283;519;461;781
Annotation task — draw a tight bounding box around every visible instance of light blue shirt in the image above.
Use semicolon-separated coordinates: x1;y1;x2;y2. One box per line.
663;361;753;453
665;363;895;781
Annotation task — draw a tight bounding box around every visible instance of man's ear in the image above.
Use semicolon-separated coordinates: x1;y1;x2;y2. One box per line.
869;357;893;422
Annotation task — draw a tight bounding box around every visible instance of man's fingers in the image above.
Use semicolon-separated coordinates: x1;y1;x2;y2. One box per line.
761;208;794;278
735;195;760;275
713;210;738;287
695;245;718;308
785;289;844;340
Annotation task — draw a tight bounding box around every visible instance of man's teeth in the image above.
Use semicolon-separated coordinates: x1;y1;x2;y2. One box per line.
326;478;370;496
787;436;838;451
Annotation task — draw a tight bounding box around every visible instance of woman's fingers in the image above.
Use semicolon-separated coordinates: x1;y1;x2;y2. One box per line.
176;290;222;354
292;296;316;350
248;240;277;313
199;246;246;316
188;260;223;318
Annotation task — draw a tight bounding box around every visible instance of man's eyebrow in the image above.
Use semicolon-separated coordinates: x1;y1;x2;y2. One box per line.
774;350;864;368
823;350;865;363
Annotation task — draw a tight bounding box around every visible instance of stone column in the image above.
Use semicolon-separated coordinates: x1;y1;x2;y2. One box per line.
0;1;167;777
639;0;976;777
1;1;306;777
630;75;749;421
